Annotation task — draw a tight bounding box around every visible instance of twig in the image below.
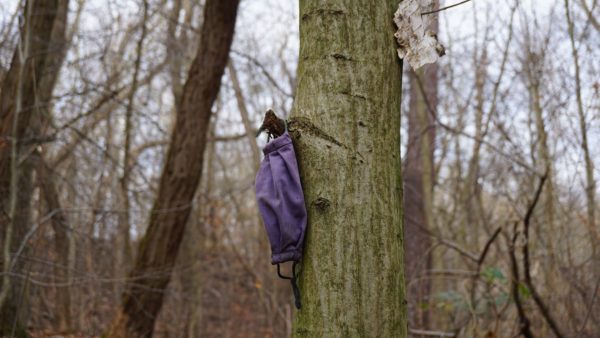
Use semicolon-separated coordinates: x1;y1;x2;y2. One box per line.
411;69;541;176
409;328;456;337
423;269;479;277
478;227;502;266
469;227;502;311
434;236;479;263
231;50;293;98
422;0;473;15
9;210;59;271
577;274;600;335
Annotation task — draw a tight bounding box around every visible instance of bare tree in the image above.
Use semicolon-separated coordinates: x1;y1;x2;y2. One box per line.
0;0;69;334
105;0;240;336
564;0;598;256
403;9;439;331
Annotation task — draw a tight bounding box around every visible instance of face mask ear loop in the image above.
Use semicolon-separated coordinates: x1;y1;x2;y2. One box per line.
277;263;290;279
284;119;288;134
276;262;301;309
291;261;301;309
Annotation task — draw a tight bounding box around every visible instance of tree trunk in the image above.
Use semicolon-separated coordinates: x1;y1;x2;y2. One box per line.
523;46;555;257
531;80;555;251
37;155;72;331
564;0;598;256
116;0;149;293
464;50;486;252
227;61;261;172
403;5;439;330
0;0;69;335
227;60;272;279
290;0;406;336
105;0;240;337
403;65;437;331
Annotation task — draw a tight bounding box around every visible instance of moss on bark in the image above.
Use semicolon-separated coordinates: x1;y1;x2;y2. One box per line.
290;0;406;336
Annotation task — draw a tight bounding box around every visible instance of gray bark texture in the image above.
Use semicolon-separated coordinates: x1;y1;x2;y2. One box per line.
290;0;407;336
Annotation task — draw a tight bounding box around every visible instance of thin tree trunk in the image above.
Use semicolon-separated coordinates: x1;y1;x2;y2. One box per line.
105;1;240;337
116;0;149;287
524;46;558;338
464;50;486;251
182;124;216;338
403;5;438;326
565;0;598;256
166;2;206;336
290;0;406;336
531;81;555;250
523;46;555;254
227;60;276;331
227;61;261;171
0;0;69;335
577;0;600;33
404;65;437;332
37;155;72;331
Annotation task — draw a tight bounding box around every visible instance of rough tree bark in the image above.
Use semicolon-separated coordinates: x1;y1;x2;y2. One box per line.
290;0;406;336
105;0;240;337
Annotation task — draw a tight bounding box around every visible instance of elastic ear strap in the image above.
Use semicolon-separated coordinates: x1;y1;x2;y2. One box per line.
284;119;288;133
291;261;301;309
277;263;291;279
276;262;302;309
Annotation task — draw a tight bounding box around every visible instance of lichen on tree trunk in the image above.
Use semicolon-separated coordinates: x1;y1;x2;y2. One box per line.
290;0;406;336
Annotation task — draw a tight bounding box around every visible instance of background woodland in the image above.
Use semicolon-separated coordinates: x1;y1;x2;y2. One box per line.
0;0;599;337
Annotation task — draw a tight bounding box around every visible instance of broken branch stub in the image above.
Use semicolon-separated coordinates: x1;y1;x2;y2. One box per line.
394;0;445;70
257;109;286;139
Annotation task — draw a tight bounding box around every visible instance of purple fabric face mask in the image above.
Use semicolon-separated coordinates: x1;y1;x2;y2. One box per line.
255;121;307;309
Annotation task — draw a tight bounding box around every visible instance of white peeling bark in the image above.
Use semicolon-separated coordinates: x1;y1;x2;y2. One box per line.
394;0;445;70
